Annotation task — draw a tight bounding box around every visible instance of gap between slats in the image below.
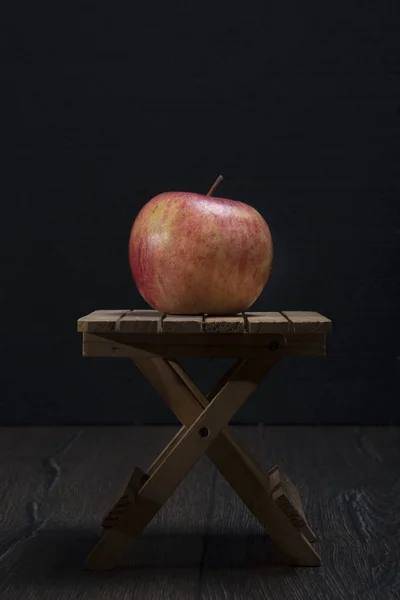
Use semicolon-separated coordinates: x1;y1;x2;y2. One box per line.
78;310;331;335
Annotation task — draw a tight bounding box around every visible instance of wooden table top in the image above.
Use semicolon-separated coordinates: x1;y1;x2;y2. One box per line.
77;310;332;336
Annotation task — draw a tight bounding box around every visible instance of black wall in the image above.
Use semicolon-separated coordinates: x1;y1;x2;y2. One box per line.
3;1;400;424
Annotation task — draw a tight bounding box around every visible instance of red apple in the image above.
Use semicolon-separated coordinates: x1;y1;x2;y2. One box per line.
128;178;273;315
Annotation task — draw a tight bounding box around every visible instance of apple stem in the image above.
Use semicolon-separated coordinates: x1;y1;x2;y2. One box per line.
207;174;224;196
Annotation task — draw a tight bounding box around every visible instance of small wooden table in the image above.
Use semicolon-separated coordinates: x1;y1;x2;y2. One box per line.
78;309;332;571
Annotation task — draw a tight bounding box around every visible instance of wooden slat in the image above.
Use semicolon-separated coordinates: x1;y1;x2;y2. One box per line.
281;311;332;334
204;315;245;333
118;310;164;333
162;314;204;333
245;312;290;334
78;310;331;335
77;310;131;333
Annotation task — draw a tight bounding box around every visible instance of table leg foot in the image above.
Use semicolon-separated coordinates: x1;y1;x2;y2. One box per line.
279;532;321;567
268;466;321;566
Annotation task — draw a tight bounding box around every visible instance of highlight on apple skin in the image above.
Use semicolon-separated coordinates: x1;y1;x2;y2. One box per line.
128;187;273;315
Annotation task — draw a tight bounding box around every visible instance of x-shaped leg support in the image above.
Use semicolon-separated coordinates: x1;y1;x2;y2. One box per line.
85;353;320;570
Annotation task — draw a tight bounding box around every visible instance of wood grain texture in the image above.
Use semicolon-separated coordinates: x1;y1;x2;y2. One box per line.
77;310;131;333
78;310;332;335
203;315;245;333
162;314;204;333
0;428;82;546
245;311;291;334
282;311;333;334
118;310;164;333
0;426;399;599
204;426;400;600
0;427;214;599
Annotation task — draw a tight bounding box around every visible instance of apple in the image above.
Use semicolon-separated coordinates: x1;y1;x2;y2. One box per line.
128;176;273;315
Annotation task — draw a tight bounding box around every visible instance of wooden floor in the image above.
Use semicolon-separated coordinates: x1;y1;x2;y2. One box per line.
0;426;399;599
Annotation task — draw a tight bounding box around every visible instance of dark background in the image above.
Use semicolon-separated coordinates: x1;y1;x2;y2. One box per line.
3;1;400;425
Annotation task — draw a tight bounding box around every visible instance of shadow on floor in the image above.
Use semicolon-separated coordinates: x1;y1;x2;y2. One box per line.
0;528;299;579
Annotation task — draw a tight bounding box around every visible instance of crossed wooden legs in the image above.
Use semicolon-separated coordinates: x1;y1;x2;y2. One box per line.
85;354;320;570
